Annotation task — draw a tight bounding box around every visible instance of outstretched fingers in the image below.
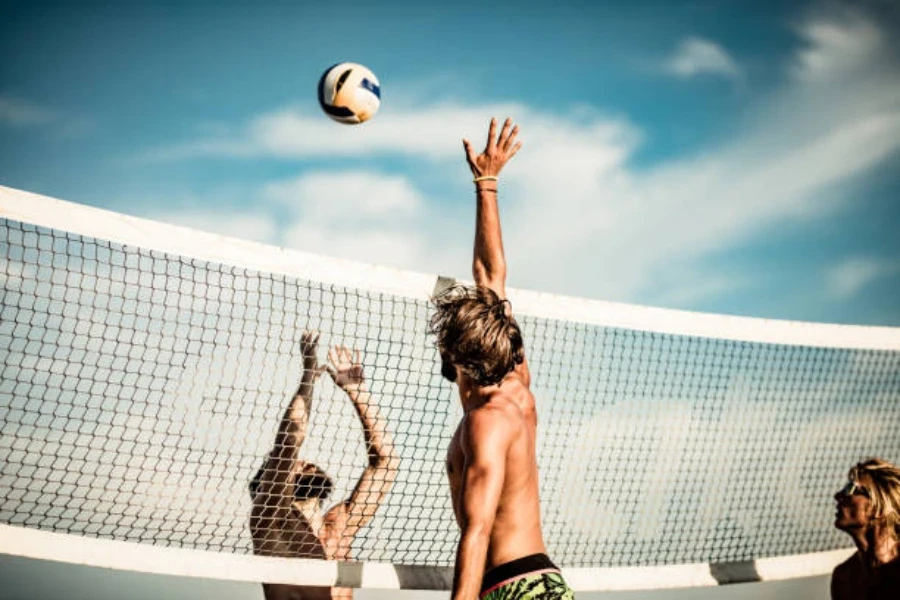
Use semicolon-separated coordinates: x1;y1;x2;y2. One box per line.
497;118;513;150
462;138;478;169
301;330;320;360
486;117;497;151
328;345;360;367
324;346;341;382
325;345;365;388
508;139;523;160
464;117;523;177
501;123;519;153
328;346;340;367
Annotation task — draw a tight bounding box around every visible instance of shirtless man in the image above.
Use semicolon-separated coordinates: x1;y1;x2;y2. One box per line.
831;457;900;600
430;118;575;600
250;332;399;600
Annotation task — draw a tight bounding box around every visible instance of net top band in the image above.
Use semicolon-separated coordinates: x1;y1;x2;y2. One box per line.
2;184;898;350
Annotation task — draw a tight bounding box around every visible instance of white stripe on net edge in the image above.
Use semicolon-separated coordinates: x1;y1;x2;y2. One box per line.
2;184;898;350
0;524;853;591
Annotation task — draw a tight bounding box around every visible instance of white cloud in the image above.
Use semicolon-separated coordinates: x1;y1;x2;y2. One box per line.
264;171;422;220
147;102;520;161
792;8;883;83
825;257;899;300
283;224;424;269
269;170;432;268
146;100;638;166
646;271;751;307
151;210;279;245
664;37;741;79
147;7;900;309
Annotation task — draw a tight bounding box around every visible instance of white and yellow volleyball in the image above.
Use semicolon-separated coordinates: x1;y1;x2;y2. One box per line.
317;62;381;125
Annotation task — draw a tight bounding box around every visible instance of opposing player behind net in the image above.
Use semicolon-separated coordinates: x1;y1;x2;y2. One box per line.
430;118;575;600
249;332;399;600
832;457;900;599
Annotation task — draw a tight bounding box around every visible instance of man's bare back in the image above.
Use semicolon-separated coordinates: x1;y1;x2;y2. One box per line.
446;362;546;570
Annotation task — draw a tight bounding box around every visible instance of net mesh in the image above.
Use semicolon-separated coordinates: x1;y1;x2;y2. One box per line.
1;216;899;569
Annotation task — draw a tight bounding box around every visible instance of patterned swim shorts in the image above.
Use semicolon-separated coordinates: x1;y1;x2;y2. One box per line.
480;553;575;599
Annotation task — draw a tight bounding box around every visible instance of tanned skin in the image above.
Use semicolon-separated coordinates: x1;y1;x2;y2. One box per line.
832;476;900;600
446;118;547;600
251;333;399;600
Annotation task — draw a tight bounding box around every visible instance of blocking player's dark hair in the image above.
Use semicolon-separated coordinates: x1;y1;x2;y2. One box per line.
249;465;334;501
294;468;334;501
429;285;524;387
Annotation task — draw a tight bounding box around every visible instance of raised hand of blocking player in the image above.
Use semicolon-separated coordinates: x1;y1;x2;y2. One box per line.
463;117;522;179
300;330;323;378
325;345;365;391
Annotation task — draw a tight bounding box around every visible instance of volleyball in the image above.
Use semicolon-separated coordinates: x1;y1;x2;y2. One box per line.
317;62;381;124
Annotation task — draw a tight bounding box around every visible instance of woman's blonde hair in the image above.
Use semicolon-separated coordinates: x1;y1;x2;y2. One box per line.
849;458;900;536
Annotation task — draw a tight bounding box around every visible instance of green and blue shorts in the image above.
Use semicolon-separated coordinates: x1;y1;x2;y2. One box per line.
480;553;575;599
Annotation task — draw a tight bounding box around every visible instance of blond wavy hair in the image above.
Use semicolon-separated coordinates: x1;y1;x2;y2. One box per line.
429;285;524;387
849;458;900;537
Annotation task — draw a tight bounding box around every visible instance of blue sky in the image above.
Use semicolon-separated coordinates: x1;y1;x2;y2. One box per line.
2;0;899;326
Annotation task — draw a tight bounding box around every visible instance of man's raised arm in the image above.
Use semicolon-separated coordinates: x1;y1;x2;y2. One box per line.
256;331;323;502
325;346;399;541
463;118;521;300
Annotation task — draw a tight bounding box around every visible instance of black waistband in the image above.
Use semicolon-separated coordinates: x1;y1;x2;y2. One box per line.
480;553;559;595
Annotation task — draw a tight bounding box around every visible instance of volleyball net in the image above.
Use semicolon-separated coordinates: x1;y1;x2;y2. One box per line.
1;184;899;591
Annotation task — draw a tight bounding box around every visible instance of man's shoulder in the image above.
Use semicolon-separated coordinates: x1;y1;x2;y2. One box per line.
469;398;517;422
466;399;521;438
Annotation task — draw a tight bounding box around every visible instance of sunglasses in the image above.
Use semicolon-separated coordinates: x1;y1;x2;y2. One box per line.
837;481;870;499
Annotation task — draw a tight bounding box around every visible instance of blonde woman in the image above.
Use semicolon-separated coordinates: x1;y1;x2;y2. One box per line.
832;458;900;599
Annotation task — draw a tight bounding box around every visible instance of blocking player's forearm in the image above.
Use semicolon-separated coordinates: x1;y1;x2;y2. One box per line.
347;387;396;468
273;369;316;456
472;185;507;293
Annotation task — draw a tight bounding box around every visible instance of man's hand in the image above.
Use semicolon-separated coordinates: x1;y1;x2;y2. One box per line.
301;331;324;380
325;346;365;391
463;117;522;179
